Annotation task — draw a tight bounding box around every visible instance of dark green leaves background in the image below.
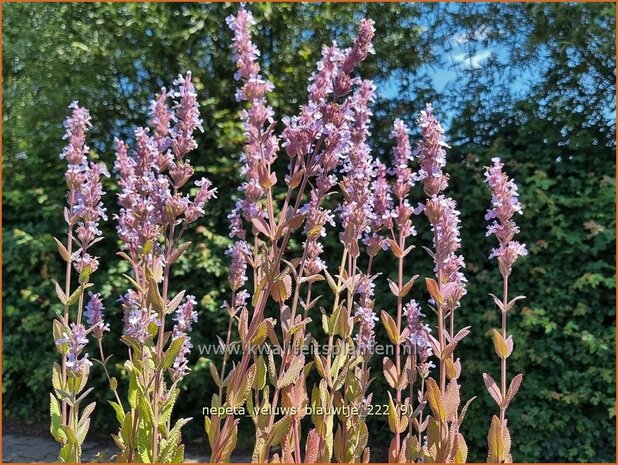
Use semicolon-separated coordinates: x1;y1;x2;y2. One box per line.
2;2;615;461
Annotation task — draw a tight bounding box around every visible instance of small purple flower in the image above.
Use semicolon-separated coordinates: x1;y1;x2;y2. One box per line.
64;323;92;375
121;290;160;344
226;241;250;292
84;292;110;339
170;330;193;382
185;177;217;224
227;206;246;240
234;289;250;308
73;253;100;275
354;274;379;353
174;295;198;333
403;301;434;378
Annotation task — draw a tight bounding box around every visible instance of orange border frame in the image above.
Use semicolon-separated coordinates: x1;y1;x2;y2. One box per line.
0;1;615;464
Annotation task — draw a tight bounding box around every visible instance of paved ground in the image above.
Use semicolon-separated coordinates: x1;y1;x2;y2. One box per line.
2;432;249;463
2;433;116;463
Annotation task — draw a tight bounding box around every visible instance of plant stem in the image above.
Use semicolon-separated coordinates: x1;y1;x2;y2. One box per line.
417;377;426;444
97;339;123;406
395;231;404;456
500;273;508;424
152;221;176;460
61;224;74;428
433;223;446;461
218;300;236;401
314;249;349;460
293;419;302;463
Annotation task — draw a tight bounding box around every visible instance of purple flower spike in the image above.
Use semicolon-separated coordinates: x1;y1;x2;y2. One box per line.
227;6;278;225
64;323;92;375
60;101;92;167
354;274;379;353
150;87;173;158
169;295;199;382
226;241;250;292
485;157;527;275
171;72;203;160
403;300;434;377
301;191;335;275
339;80;376;252
389;119;417;240
174;295;198;333
85;292;110;339
415;104;449;197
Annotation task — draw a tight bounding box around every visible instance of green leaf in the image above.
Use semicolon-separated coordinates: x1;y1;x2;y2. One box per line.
128;370;138;410
426;378;446;422
108;400;125;424
50;393;66;442
277;355;305;389
52;280;67;305
160;387;179;426
160;336;186;370
254;355;267;390
54;237;72;262
52;362;63;393
381;310;401;345
147;274;165;312
268;416;291;447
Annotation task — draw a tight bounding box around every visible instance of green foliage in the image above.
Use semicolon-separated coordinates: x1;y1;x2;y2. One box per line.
2;2;615;462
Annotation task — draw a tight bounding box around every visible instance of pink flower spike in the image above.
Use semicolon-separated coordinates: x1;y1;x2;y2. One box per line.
415;103;449;197
484;157;526;274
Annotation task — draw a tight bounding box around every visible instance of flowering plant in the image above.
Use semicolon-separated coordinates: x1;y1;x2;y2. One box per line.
203;7;382;463
48;6;529;463
107;72;216;463
483;157;527;463
50;102;109;463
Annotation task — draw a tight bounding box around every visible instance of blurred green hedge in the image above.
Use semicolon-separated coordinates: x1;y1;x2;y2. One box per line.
2;2;615;461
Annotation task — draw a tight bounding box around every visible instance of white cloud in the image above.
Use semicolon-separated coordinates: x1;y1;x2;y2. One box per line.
450;25;492;45
453;49;492;70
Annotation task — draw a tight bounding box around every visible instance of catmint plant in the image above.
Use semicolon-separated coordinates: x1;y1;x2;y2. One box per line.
204;6;377;463
483;158;526;463
381;120;418;462
325;77;378;465
50;102;109;462
417;104;473;463
291;18;377;465
41;9;534;464
110;73;216;463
